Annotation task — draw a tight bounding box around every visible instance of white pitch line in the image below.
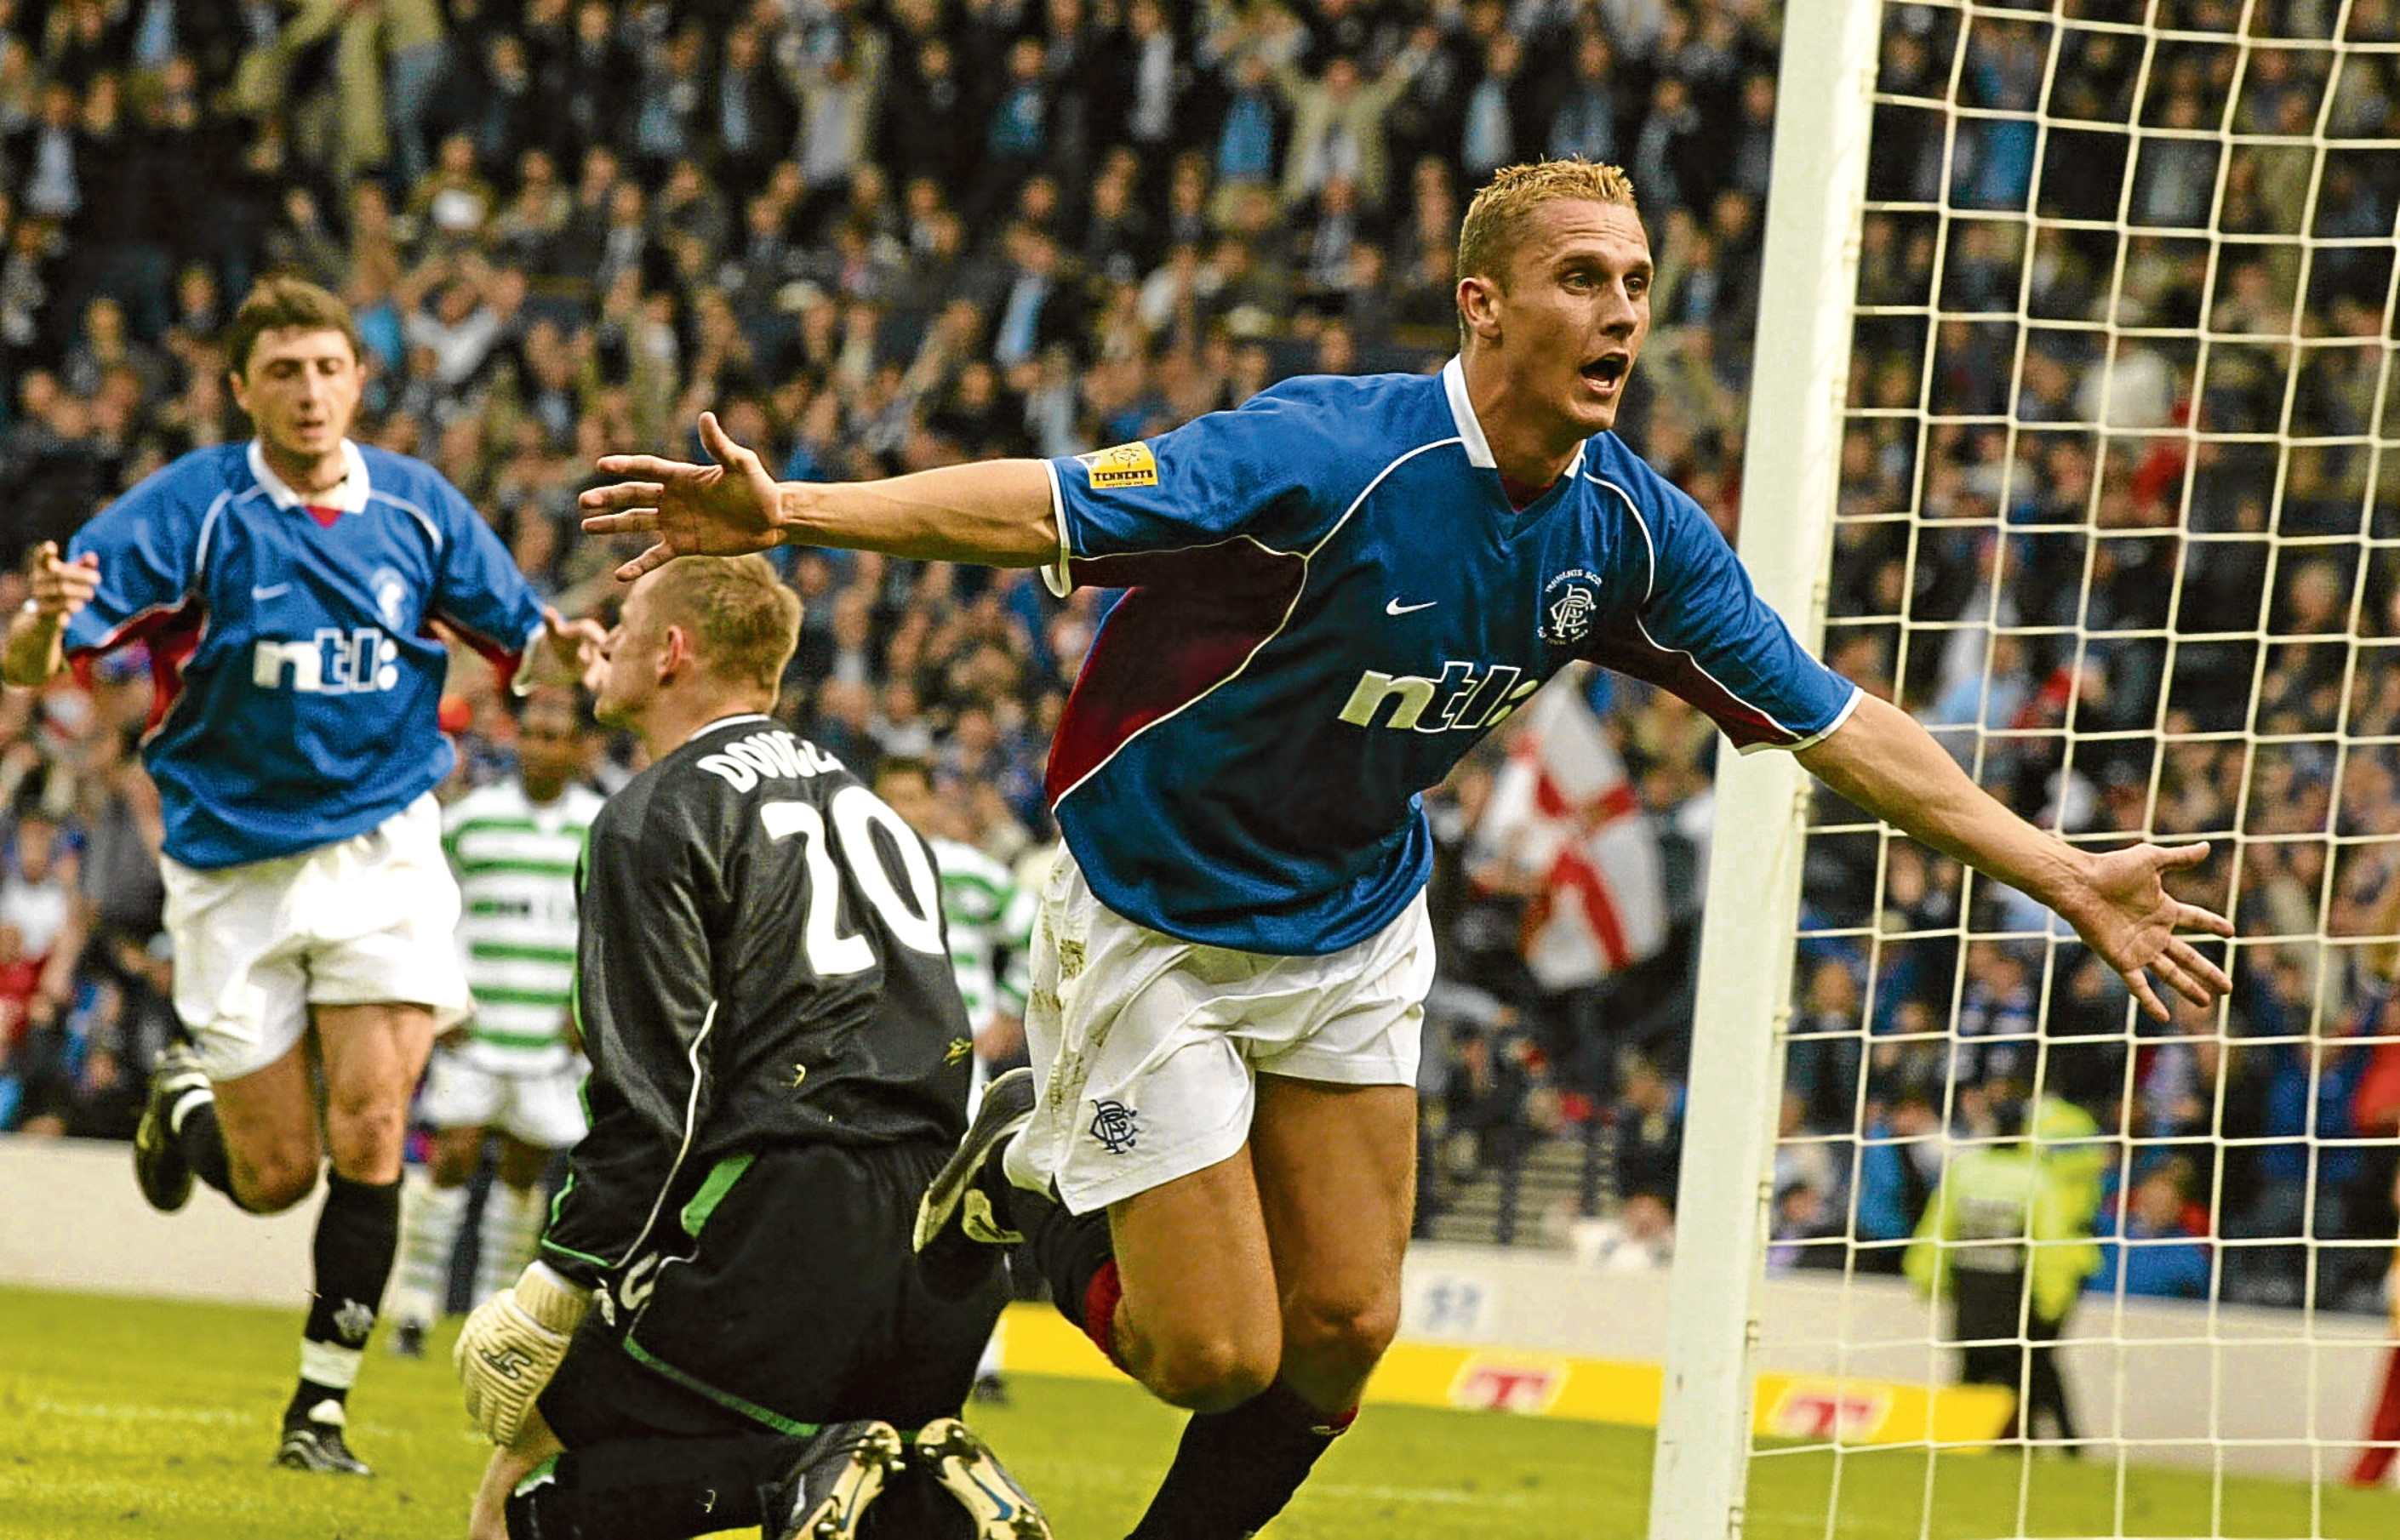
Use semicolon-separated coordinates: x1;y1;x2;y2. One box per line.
26;1396;249;1427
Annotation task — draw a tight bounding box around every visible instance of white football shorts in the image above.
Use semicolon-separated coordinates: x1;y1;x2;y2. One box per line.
418;1046;589;1149
1003;847;1435;1215
162;793;471;1082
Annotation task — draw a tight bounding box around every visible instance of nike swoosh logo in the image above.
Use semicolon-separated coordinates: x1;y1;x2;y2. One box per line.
1386;598;1437;616
252;583;290;600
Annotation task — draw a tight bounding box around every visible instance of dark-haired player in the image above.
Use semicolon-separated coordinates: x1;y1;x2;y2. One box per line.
5;276;595;1473
388;686;603;1357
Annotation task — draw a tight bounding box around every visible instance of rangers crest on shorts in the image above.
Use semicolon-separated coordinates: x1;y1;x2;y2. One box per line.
1089;1099;1140;1154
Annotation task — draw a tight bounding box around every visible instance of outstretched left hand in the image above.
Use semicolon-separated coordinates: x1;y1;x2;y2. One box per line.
579;411;785;582
2056;841;2235;1022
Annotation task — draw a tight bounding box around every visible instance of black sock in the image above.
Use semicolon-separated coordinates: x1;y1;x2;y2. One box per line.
171;1093;237;1199
1013;1186;1117;1345
1125;1381;1354;1540
286;1172;401;1423
505;1434;804;1540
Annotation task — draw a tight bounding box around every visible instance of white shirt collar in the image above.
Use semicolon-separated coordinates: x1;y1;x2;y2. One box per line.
249;438;372;516
683;712;775;749
1441;356;1497;470
1441;356;1587;484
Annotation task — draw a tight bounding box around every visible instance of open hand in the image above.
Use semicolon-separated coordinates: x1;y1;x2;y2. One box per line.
578;413;784;583
21;541;98;623
2060;841;2235;1022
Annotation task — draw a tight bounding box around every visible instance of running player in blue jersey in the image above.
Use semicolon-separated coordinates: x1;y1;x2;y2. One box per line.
5;277;597;1475
580;160;2237;1538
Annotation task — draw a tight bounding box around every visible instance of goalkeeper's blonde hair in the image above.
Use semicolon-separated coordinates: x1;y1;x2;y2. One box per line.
643;555;804;693
1456;159;1640;286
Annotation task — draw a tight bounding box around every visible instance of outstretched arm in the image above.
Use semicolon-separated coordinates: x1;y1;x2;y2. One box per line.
579;412;1059;582
1797;693;2234;1020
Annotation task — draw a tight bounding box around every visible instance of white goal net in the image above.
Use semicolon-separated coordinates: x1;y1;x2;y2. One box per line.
1659;1;2400;1537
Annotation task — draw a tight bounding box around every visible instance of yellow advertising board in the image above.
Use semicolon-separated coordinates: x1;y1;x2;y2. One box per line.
1000;1304;2015;1448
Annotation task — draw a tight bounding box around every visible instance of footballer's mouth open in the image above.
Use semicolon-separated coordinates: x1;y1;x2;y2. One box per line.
1581;353;1631;393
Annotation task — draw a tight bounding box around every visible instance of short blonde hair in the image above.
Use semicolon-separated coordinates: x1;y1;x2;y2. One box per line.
644;555;803;693
1456;159;1639;285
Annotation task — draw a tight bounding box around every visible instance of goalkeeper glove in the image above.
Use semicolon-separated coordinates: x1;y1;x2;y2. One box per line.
455;1260;590;1446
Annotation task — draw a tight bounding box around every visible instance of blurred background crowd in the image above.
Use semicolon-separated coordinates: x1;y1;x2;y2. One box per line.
0;0;2393;1318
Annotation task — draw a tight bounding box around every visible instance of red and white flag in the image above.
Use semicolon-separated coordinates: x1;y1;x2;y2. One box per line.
1477;681;1667;991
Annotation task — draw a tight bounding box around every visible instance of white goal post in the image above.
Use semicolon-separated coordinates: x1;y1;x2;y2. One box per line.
1649;0;1883;1535
1654;0;2400;1537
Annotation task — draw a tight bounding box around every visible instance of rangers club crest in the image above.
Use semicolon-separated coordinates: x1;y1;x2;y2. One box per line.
1540;568;1604;645
1089;1098;1140;1154
371;566;410;630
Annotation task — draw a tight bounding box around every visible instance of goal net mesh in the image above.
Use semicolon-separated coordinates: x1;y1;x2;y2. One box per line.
1753;1;2400;1536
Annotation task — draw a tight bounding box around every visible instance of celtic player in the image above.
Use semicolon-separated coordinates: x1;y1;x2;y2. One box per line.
389;687;602;1355
876;756;1038;1403
873;759;1035;1094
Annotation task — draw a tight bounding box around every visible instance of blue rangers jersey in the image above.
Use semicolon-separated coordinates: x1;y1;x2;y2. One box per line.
1042;358;1860;955
63;440;545;870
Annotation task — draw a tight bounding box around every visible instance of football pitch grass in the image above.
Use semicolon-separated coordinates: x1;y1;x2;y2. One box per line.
3;1285;2397;1540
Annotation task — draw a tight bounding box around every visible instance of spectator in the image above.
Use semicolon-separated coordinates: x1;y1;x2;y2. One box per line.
1111;0;1188;159
1766;1176;1843;1272
0;800;88;1025
990;226;1087;371
1630;74;1707;214
1546;32;1623;165
548;0;627;165
1276;43;1430;210
1568;1189;1676;1272
1855;1087;1944;1273
711;21;796;204
2089;1163;2213;1301
981;37;1056;213
1790;956;1865;1131
1614;1054;1685;1206
627;22;706;176
1443;1023;1536;1175
13;80;85;224
381;0;448;188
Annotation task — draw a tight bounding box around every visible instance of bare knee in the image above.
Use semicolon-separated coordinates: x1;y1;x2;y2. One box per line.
313;1001;432;1183
494;1136;551;1192
323;1091;409;1184
234;1149;322;1213
428;1126;487;1188
1138;1332;1280;1414
1280;1290;1400;1386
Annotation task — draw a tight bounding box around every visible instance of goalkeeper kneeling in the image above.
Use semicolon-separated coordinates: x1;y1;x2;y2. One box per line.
462;556;1049;1540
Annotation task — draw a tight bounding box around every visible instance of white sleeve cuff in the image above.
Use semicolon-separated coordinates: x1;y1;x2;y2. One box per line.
1740;684;1863;756
1039;459;1073;599
511;619;546;697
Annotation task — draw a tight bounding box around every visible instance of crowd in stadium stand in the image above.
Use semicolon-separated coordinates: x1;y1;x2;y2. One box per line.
0;0;2391;1315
